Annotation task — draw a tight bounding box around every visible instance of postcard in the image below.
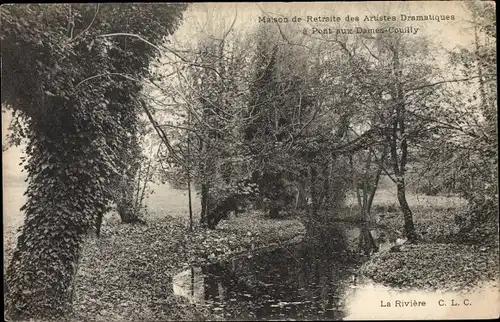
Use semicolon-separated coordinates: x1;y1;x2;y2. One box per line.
2;2;498;321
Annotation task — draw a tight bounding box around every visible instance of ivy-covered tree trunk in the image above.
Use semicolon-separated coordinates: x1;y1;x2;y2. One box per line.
113;102;146;225
2;4;188;320
96;211;104;238
7;217;83;319
6;116;104;319
117;189;140;223
206;195;239;229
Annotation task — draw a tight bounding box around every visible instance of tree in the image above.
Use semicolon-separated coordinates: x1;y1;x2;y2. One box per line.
244;28;291;218
148;21;258;229
386;39;418;242
1;4;187;319
348;132;388;225
418;0;497;242
349;26;449;242
243;23;374;227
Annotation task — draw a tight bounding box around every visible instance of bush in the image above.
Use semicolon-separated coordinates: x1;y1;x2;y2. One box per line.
373;203;399;214
453;197;499;245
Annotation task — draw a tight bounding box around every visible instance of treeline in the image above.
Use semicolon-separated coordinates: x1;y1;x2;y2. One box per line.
156;2;496;241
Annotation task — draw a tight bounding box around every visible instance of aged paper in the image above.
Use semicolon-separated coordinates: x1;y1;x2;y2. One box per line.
2;2;498;321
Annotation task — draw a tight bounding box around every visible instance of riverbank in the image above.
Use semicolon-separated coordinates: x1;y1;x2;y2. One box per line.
360;243;499;291
359;199;499;293
71;211;306;321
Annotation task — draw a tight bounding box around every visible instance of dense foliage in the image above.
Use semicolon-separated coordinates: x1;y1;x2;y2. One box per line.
158;24;371;229
418;1;497;242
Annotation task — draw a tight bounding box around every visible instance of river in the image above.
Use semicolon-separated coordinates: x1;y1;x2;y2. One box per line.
172;221;499;320
172;223;391;320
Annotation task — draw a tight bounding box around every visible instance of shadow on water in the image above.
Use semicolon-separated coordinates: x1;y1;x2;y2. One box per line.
172;222;393;320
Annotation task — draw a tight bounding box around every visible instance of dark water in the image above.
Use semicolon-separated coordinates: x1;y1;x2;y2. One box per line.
173;224;390;320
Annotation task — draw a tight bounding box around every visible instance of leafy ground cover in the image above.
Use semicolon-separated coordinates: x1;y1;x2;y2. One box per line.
70;211;305;321
360;243;499;292
358;191;499;292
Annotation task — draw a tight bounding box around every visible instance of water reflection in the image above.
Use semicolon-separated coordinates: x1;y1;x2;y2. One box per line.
172;222;386;320
172;220;498;320
172;267;205;304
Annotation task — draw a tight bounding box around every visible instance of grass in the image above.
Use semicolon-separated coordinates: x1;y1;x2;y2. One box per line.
2;180;197;268
360;243;499;292
3;174;28;273
145;182;201;221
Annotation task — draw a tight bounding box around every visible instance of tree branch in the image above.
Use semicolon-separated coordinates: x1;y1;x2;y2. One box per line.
75;72;140;88
404;75;495;93
157;123;205;143
97;32;162;52
71;4;99;43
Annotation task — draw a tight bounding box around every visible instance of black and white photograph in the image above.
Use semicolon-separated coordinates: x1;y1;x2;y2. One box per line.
2;2;498;321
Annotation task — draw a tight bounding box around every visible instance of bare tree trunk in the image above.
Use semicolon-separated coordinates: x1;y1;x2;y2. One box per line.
389;116;417;242
473;13;490;117
364;145;387;225
296;171;308;209
96;212;104;238
396;177;417;241
200;182;209;225
388;46;418;243
138;159;151;208
188;179;193;230
187;111;193;231
366;165;382;223
134;163;142;210
308;165;319;228
350;153;379;254
320;162;331;210
362;154;370;216
367;145;387;219
349;155;364;221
